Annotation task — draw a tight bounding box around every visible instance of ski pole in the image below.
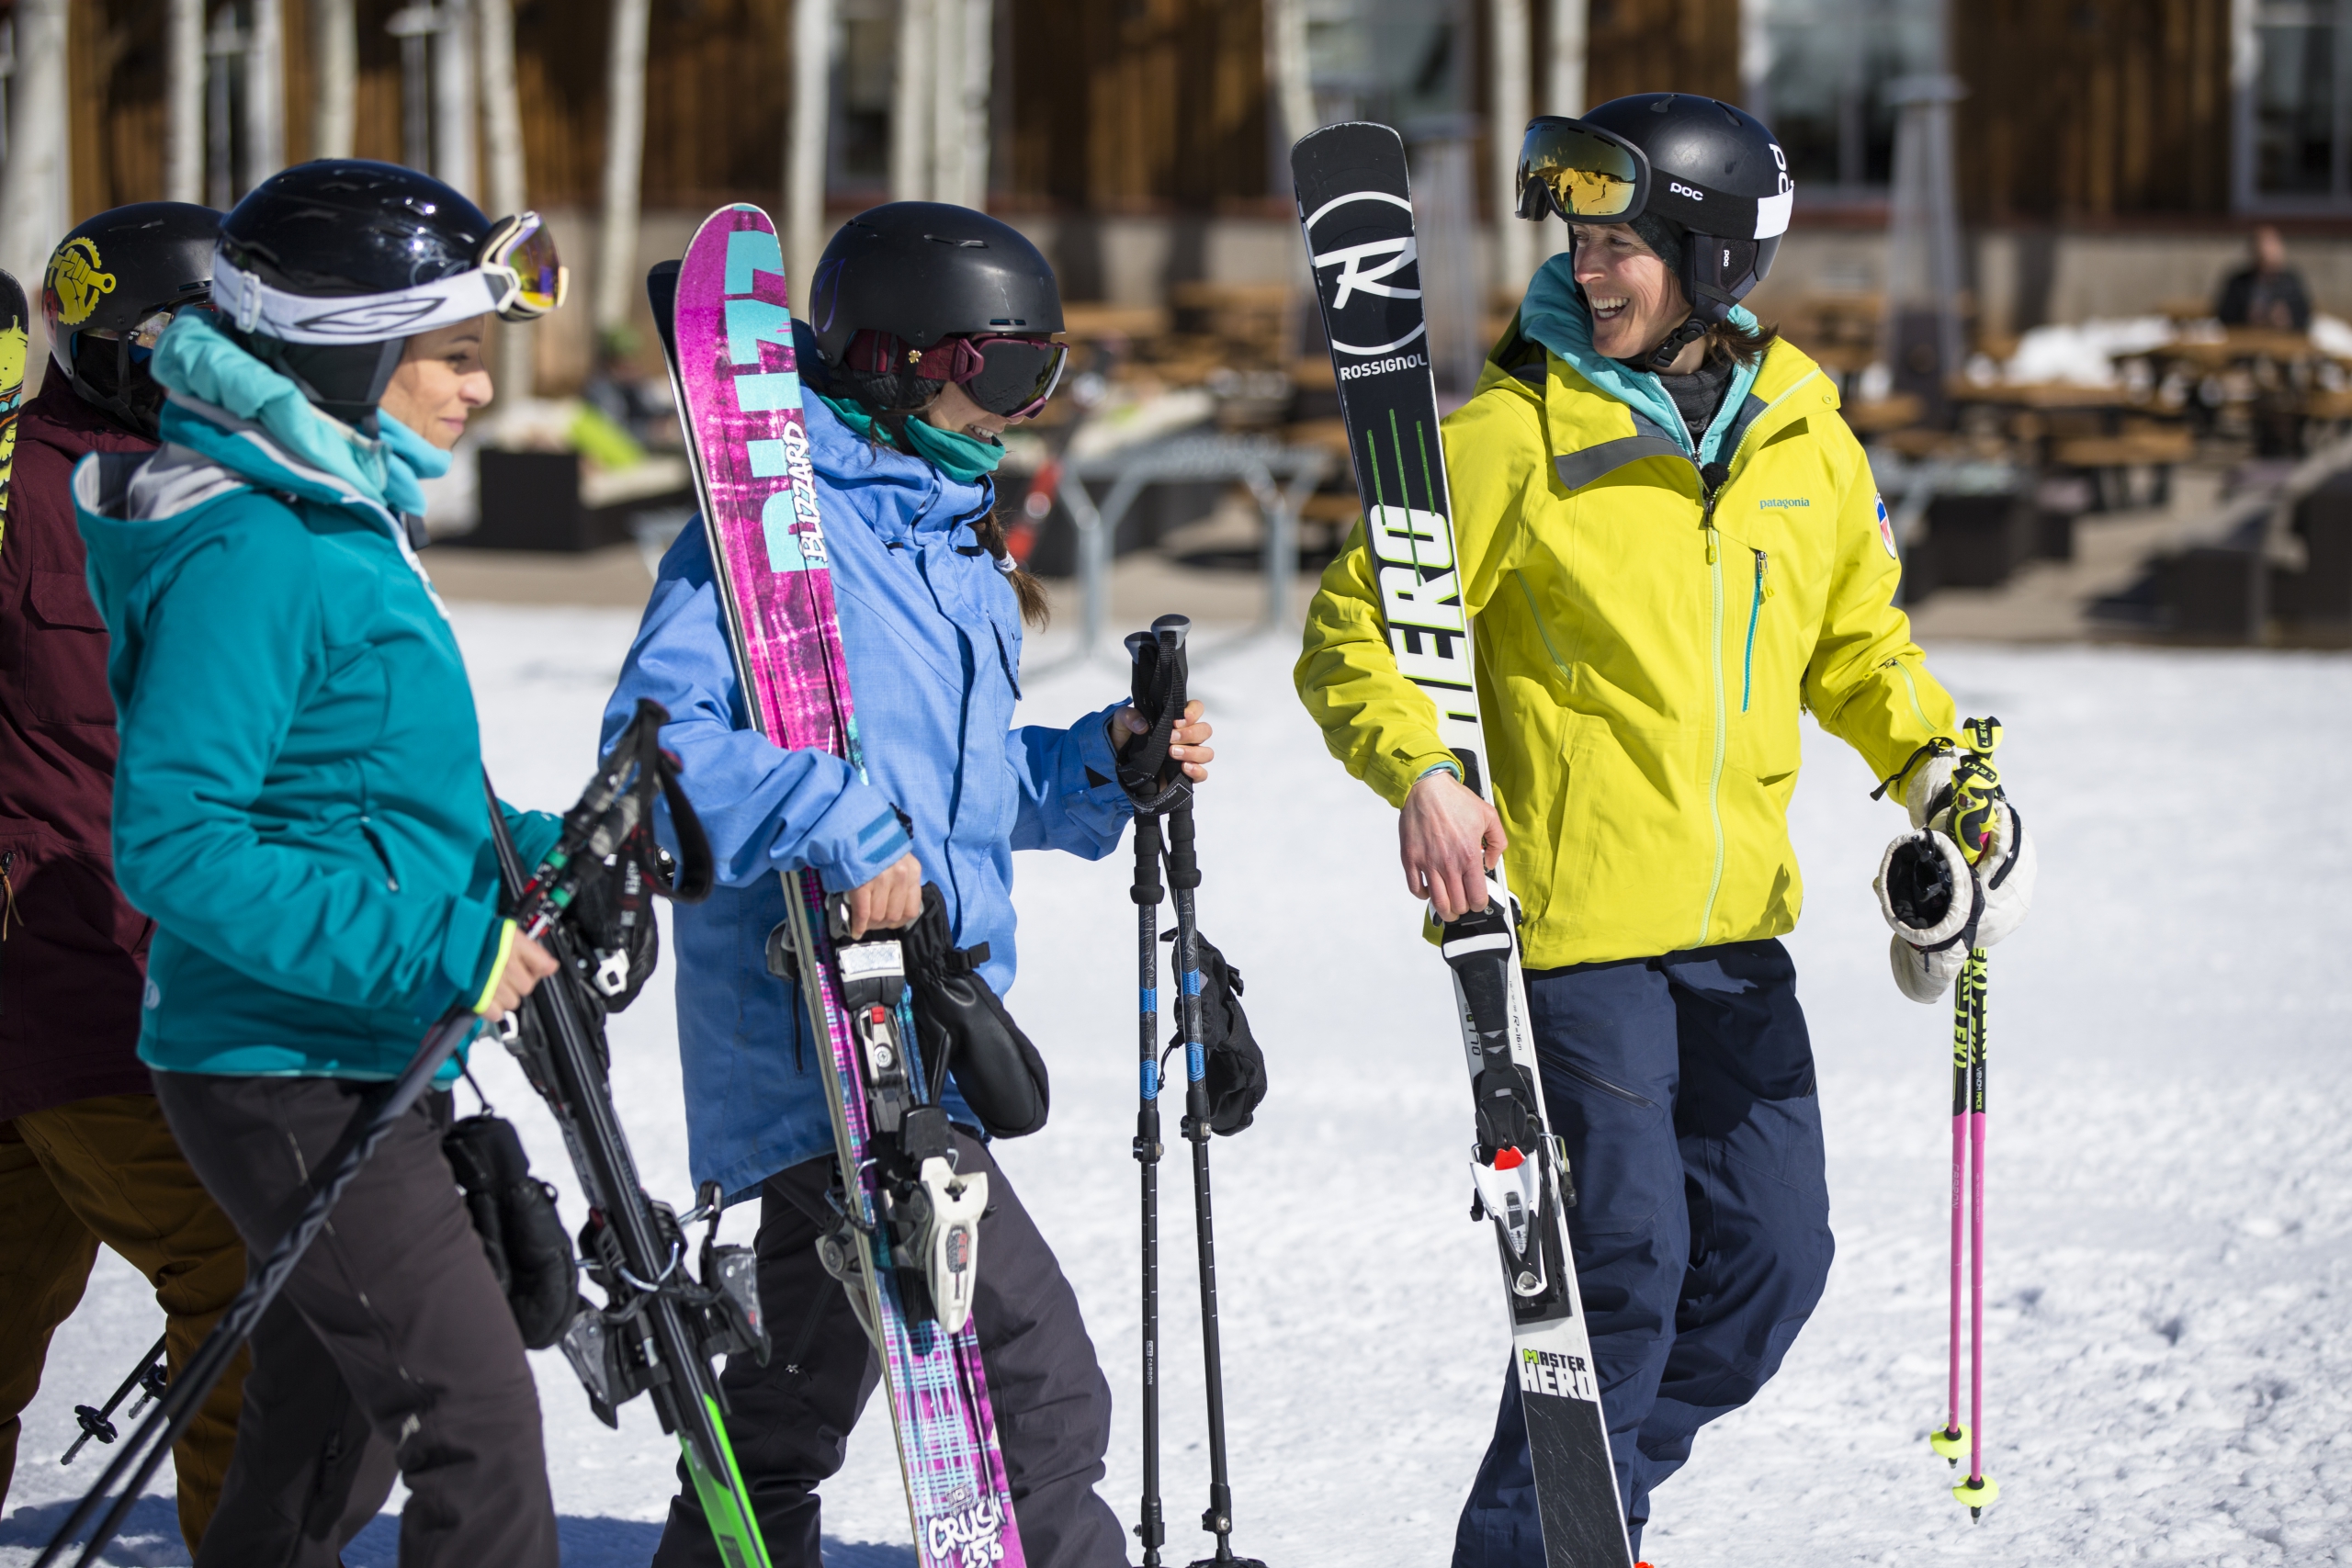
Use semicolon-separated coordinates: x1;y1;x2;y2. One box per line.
57;1333;168;1467
1127;625;1171;1568
1130;747;1168;1568
1958;952;1994;1519
1152;619;1268;1568
1931;977;1968;1471
1939;716;2003;1520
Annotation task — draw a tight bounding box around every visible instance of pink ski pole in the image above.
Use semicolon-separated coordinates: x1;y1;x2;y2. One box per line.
1930;985;1968;1470
1956;953;1996;1518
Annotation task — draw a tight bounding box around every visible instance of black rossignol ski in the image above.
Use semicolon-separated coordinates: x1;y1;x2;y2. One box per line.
1291;122;1634;1568
480;702;779;1568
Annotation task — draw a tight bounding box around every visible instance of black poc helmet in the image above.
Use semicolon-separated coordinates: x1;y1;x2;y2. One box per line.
214;160;565;424
40;202;220;437
1518;94;1793;360
807;202;1067;422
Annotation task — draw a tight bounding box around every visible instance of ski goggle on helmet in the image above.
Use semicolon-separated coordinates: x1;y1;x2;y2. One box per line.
212;210;567;343
845;329;1069;421
1515;118;1653;222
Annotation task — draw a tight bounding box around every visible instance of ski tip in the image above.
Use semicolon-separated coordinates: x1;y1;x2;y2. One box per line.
1952;1472;1999;1514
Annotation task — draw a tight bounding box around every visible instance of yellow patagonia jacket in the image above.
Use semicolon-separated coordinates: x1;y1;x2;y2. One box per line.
1295;333;1959;969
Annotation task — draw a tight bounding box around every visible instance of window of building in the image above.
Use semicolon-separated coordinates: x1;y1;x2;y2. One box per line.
2242;0;2352;208
1301;0;1471;132
1742;0;1944;200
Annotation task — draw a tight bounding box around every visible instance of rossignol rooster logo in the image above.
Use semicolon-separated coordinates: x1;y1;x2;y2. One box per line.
1303;189;1429;364
45;238;117;328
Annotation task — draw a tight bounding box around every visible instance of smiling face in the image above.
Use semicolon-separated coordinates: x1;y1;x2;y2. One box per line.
921;377;1012;440
1571;223;1692;362
377;315;493;449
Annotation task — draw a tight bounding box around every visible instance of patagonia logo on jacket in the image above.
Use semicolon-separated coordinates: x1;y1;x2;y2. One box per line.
1758;498;1812;509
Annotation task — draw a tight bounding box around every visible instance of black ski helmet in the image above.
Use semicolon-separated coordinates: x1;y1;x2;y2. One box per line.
1519;94;1793;360
40;202;220;437
808;202;1063;368
213;161;507;425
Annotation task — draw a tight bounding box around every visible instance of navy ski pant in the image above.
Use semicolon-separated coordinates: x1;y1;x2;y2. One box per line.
1453;939;1834;1565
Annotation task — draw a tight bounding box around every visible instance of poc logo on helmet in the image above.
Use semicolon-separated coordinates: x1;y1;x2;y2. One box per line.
1669;181;1703;201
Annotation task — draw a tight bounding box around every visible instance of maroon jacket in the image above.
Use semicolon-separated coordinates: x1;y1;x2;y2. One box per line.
0;371;158;1120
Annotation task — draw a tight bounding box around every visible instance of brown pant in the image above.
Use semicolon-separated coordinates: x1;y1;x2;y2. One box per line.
0;1092;251;1553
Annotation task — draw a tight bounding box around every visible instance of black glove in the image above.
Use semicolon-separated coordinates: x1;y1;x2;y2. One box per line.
1165;930;1266;1135
901;883;1051;1138
444;1113;581;1349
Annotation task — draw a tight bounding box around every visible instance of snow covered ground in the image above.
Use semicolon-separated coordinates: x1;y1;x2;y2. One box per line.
5;608;2347;1568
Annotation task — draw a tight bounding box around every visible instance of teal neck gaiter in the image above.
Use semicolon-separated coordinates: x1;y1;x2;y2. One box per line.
820;393;1005;484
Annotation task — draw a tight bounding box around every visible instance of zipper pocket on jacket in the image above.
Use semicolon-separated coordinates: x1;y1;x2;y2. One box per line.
1555;1056;1657;1109
1742;549;1770;713
356;818;401;893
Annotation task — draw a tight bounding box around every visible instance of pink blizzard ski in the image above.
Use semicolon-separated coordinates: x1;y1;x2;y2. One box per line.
660;203;1024;1568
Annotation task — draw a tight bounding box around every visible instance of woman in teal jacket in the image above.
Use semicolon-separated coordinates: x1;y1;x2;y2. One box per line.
73;163;567;1568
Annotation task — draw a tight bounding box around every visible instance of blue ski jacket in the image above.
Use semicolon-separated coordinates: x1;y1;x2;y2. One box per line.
72;311;558;1081
603;326;1134;1200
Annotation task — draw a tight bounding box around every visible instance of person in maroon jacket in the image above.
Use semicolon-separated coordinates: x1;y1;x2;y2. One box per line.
0;204;249;1554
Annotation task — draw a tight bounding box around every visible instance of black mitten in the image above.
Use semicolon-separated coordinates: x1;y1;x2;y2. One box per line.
900;883;1051;1138
1164;930;1267;1135
444;1114;581;1349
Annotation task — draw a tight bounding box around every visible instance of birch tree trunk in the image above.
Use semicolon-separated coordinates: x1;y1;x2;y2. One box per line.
786;0;834;288
243;0;288;192
0;0;70;367
479;0;531;399
312;0;356;160
1543;0;1587;258
435;0;478;197
1493;0;1533;295
165;0;205;200
1266;0;1315;152
594;0;652;336
889;0;934;202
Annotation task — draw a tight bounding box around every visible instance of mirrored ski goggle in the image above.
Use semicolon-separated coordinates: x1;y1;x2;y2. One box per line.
1516;117;1651;223
481;211;567;321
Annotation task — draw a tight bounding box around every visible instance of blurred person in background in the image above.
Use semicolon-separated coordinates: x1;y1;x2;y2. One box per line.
2215;225;2312;333
0;203;249;1557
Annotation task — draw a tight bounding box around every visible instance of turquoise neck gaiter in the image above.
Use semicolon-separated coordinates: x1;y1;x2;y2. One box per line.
820;392;1005;484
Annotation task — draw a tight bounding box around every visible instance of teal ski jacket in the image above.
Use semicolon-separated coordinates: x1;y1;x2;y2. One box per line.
72;312;556;1080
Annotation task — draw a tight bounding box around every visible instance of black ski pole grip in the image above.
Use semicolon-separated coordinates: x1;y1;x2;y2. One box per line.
1131;812;1165;906
1166;805;1201;893
1125;631;1155;713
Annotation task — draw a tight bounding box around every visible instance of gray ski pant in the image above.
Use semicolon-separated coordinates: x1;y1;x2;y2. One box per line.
650;1128;1125;1568
153;1070;560;1568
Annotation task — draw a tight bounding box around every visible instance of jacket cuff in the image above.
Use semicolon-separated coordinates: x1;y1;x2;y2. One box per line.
786;781;915;895
438;893;509;1013
1079;700;1134;805
471;920;518;1014
1373;746;1466;809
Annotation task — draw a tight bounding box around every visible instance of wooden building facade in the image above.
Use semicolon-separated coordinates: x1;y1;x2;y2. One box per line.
41;0;2352;234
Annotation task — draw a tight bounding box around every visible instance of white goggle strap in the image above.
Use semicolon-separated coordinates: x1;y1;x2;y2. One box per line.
212;255;503;344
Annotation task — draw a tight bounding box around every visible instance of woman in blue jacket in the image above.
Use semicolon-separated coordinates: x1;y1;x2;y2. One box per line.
605;203;1212;1568
74;163;569;1568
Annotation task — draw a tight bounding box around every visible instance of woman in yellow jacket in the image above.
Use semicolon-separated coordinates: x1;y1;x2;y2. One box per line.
1295;97;2034;1562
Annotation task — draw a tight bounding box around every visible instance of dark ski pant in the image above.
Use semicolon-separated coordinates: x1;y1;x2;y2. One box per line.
651;1129;1125;1568
0;1093;250;1553
153;1070;560;1568
1453;940;1834;1565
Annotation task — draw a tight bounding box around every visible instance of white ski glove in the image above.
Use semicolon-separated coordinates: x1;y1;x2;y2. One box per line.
1872;750;2037;1004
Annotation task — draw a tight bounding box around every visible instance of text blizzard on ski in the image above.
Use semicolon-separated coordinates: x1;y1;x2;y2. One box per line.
1339;352;1429;379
